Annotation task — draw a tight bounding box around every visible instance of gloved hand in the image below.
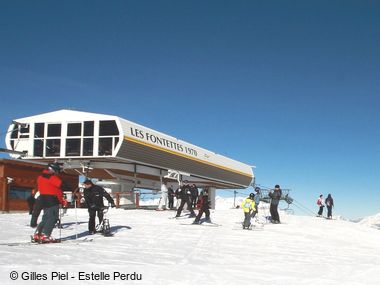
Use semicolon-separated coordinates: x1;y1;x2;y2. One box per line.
111;203;116;208
62;200;68;208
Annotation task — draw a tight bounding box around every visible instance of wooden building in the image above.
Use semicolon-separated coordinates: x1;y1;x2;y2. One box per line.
0;159;78;212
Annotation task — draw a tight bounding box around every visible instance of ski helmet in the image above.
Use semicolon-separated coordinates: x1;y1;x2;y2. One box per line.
48;162;61;173
249;193;255;199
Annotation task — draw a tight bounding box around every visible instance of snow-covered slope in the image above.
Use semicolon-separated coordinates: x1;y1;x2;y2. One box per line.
0;201;379;285
357;213;380;230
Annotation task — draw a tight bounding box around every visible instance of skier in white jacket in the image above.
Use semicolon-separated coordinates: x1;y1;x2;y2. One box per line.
157;180;168;210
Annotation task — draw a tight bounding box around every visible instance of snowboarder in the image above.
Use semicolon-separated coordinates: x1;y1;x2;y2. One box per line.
325;194;334;219
175;181;196;218
269;184;282;223
193;188;211;224
316;194;325;217
33;163;68;243
83;179;116;234
241;193;256;229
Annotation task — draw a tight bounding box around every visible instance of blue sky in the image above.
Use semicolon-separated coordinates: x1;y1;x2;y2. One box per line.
1;1;379;219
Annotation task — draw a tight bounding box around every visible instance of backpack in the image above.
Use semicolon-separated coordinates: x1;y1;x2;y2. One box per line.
317;199;321;206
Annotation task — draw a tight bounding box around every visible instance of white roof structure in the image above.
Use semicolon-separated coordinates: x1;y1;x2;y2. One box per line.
5;109;254;190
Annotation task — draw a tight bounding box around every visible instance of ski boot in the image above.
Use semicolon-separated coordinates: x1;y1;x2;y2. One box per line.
40;234;60;243
31;233;41;243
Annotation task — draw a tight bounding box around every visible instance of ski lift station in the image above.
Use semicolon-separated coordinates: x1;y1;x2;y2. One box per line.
4;109;254;209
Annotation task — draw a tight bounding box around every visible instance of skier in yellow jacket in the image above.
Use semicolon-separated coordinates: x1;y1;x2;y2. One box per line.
241;193;256;229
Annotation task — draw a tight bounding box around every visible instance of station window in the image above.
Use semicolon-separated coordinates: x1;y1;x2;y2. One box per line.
47;124;61;137
99;121;119;136
98;120;119;156
67;123;81;136
9;187;33;200
34;123;44;138
99;137;113;156
46;139;61;157
10;124;18;139
34;140;43;157
8;123;30;156
83;138;94;156
84;121;94;136
10;123;30;142
66;138;81;156
19;124;30;138
33;123;45;157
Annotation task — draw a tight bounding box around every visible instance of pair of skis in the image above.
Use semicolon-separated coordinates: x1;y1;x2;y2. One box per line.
0;237;94;247
181;221;220;227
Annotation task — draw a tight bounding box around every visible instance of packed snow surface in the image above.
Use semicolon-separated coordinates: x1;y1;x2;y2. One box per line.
0;200;379;285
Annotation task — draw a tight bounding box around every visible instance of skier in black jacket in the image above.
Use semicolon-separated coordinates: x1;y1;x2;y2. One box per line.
325;194;334;219
83;179;116;234
268;184;282;223
175;181;196;218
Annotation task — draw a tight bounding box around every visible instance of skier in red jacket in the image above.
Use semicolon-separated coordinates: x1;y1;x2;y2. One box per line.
193;189;211;224
33;163;67;243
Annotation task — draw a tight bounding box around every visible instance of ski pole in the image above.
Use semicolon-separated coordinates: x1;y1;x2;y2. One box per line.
75;197;78;240
59;206;62;241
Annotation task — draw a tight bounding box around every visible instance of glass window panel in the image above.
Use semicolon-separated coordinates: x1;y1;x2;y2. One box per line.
46;139;61;156
99;137;112;156
84;121;94;136
114;137;119;148
47;124;61;137
11;125;18;139
66;138;81;156
34;123;44;138
19;124;30;138
83;138;94;156
20;125;29;133
34;140;44;157
9;187;33;200
99;120;119;136
67;123;82;136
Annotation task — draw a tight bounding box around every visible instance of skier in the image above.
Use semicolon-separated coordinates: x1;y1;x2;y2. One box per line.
316;194;325;217
175;181;196;218
241;193;256;229
26;189;36;215
190;184;199;208
83;179;116;234
251;187;261;219
30;190;42;228
325;194;334;219
193;188;211;224
156;180;168;211
268;184;282;223
33;163;68;243
168;186;175;209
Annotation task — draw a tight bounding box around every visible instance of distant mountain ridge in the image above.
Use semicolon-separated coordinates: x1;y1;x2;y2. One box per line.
356;213;380;230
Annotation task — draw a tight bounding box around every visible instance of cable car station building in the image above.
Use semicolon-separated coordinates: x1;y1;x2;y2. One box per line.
4;109;254;210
